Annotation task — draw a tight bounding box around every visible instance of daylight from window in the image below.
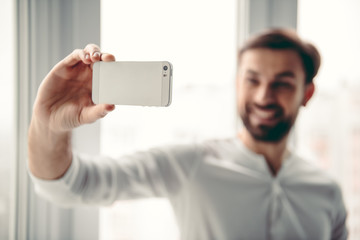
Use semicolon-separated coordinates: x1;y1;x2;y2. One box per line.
297;0;360;239
99;0;360;239
0;0;14;239
99;0;236;239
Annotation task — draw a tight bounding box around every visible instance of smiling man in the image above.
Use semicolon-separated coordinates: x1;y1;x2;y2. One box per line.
237;38;316;175
28;29;348;240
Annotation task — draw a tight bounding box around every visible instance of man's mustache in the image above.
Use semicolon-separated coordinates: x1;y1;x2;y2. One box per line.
247;103;284;117
252;103;281;110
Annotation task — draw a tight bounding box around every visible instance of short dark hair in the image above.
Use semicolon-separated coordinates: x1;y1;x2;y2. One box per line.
238;28;321;84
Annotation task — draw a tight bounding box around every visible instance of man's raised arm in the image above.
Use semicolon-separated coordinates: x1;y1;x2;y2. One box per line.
28;44;115;180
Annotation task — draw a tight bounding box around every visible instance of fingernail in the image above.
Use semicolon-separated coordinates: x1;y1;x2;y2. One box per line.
107;104;115;111
104;105;115;114
93;52;101;58
85;54;90;59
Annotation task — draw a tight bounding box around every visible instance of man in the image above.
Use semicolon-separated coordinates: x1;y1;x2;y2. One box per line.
28;29;348;239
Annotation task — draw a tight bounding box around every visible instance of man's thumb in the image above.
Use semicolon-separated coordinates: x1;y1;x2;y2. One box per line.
81;104;115;124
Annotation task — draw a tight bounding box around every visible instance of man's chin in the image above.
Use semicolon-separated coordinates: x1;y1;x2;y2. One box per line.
239;111;294;143
251;133;284;143
247;124;290;143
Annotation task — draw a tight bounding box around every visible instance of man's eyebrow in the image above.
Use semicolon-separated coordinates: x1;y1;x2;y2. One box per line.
245;69;259;76
275;71;296;79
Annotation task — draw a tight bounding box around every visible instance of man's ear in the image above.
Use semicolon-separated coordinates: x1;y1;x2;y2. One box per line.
302;82;315;106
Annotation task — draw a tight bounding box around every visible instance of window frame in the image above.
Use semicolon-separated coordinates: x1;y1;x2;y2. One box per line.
12;0;101;239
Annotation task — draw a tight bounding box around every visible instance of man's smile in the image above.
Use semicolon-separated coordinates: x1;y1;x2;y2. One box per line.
248;105;282;126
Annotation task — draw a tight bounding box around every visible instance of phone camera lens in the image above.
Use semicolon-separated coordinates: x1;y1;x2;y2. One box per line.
163;66;168;71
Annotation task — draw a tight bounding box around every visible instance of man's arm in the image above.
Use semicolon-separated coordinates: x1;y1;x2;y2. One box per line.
28;44;115;180
28;44;202;207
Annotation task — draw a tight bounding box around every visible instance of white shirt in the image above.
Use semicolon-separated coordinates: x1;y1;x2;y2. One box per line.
30;138;348;240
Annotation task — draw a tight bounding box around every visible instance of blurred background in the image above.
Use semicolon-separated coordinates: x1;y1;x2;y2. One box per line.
1;0;359;239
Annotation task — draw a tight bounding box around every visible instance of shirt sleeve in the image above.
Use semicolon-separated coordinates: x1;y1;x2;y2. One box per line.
331;183;348;240
28;144;203;208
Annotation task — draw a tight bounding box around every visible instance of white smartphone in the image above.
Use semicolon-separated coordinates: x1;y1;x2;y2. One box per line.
92;61;172;106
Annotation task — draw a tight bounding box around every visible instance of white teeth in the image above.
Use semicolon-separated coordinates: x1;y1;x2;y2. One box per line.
253;108;276;119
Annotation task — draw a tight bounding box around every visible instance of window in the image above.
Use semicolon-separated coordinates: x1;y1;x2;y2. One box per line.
296;1;360;239
99;0;237;239
0;0;15;239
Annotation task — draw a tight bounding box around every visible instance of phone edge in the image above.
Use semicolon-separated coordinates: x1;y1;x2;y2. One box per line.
92;61;100;104
162;61;173;107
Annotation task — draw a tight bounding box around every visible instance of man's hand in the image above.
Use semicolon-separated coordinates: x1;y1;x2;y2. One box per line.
28;44;115;179
34;44;115;132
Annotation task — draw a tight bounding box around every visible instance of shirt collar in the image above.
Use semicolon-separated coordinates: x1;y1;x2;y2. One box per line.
231;137;294;178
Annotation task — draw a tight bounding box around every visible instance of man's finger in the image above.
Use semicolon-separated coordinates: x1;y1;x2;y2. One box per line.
101;53;116;62
84;44;102;62
89;52;116;70
62;49;91;67
80;104;115;125
84;43;101;53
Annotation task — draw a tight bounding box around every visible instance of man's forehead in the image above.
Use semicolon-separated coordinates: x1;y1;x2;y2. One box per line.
244;69;297;79
240;48;301;61
239;48;304;72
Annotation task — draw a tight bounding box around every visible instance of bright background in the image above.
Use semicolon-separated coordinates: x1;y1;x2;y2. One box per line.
100;0;237;239
0;0;15;239
296;0;360;238
100;0;360;239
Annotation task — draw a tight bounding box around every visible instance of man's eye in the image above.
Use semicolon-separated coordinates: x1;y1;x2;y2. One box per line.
246;78;258;85
273;82;293;89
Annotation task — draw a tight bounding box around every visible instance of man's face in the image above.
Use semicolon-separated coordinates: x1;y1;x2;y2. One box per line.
237;48;314;142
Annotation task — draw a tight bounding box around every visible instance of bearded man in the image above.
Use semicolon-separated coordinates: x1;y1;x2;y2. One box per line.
28;29;348;240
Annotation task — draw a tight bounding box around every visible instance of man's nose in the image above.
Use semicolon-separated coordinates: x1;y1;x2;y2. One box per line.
254;85;276;104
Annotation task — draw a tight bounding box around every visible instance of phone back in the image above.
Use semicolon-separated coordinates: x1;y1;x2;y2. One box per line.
92;61;172;106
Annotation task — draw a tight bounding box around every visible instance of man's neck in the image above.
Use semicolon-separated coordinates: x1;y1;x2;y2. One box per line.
238;129;289;175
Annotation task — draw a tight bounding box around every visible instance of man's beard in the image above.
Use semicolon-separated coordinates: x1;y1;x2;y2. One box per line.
239;103;297;142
